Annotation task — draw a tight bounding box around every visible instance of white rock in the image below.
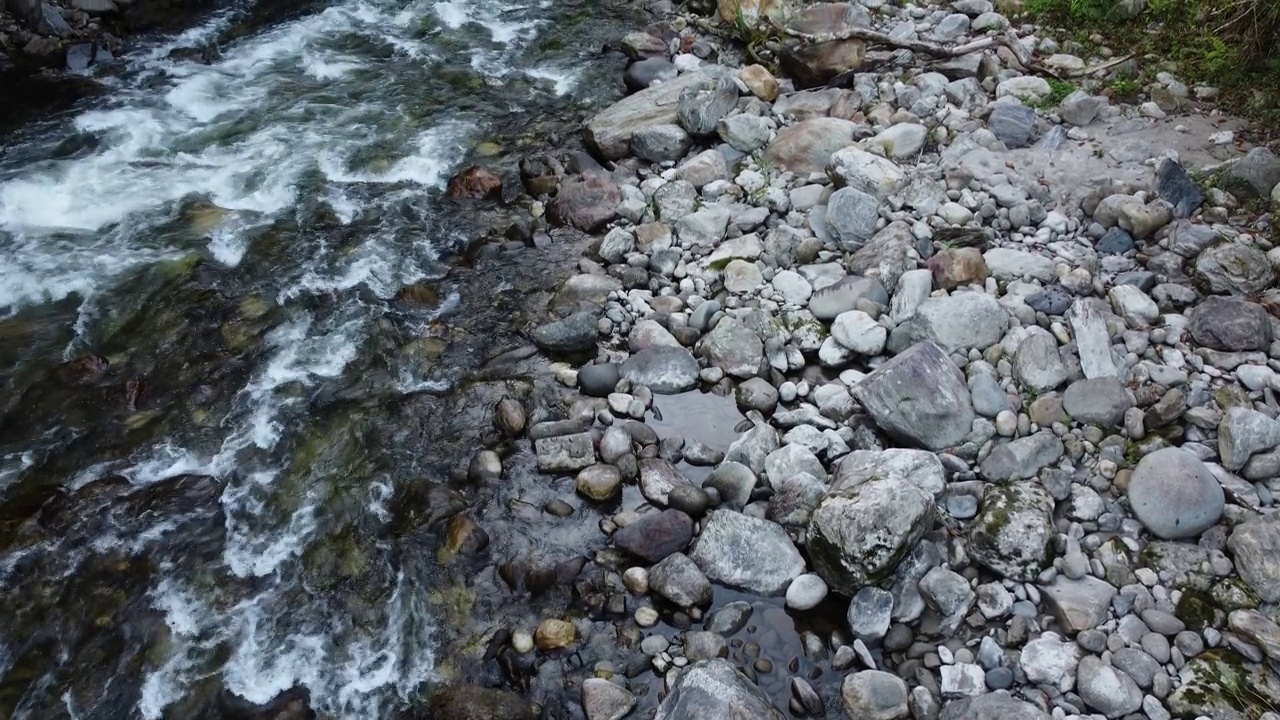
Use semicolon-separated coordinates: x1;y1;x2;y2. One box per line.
995;76;1052;102
831;310;888;355
772;270;813;305
938;201;974;224
1019;632;1080;692
868;123;928;159
785;573;829;610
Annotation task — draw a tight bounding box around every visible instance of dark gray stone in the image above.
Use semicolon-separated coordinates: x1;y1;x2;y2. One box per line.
1096;227;1135;255
853;340;975;450
625;57;678;92
1189;296;1272;351
578;363;620;398
1025;285;1071;315
1157;158;1204;218
987;103;1036;148
614;509;694;562
532;311;598;356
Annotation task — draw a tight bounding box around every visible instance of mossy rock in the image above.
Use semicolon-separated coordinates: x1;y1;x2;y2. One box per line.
1168;650;1280;719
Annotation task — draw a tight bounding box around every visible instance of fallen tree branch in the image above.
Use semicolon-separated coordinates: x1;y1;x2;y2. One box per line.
766;18;1133;81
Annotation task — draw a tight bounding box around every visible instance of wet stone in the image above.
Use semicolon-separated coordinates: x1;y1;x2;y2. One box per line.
613;509;694;562
535;432;596;473
649;552;713;608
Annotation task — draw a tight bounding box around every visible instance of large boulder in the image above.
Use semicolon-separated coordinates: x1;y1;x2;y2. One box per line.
765;118;860;175
690;509;806;595
654;659;785;719
1189;296;1273;351
585;68;733;160
968;483;1054;581
852;340;975;450
698;317;764;378
778;3;870;88
1228;511;1280;602
887;291;1008;354
549;173;620;232
1127;448;1223;540
807;475;935;595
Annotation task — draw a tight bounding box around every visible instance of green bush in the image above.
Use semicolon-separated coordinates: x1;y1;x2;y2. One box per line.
1026;0;1280;126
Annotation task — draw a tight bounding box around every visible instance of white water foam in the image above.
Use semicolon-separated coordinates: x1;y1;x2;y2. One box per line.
2;0;572;715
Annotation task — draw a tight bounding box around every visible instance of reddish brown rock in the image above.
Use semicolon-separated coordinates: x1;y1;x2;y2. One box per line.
927;247;989;290
447;166;502;199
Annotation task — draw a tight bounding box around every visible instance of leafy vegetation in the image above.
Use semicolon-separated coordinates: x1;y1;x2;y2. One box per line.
1024;0;1280;129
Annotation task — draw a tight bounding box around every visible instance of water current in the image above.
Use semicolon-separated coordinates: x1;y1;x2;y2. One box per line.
0;0;635;716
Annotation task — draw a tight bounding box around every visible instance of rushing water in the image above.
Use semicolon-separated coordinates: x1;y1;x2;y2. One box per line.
0;0;635;716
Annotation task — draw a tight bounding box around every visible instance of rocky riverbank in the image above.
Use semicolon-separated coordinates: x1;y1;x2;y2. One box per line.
430;0;1280;718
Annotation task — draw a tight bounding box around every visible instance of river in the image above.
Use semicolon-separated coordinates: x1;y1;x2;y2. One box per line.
0;0;638;716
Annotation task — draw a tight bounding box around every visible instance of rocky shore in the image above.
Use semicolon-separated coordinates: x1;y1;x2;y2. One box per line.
429;0;1280;718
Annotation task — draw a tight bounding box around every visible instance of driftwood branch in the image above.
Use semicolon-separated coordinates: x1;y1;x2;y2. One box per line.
765;18;1133;81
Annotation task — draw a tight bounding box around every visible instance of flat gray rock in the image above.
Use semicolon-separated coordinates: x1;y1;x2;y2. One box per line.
1040;575;1117;634
585;68;731;159
940;692;1050;720
620;346;699;394
1063;377;1133;428
980;432;1063;482
808;275;889;320
689;509;806;595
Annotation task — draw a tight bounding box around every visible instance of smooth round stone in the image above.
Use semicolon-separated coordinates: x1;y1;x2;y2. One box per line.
641;634;670;655
786;573;830;611
1127;447;1224;539
579;363;622;397
635;606;660;627
512;630;534;654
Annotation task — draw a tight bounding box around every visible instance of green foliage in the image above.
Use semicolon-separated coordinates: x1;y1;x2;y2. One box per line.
1026;0;1280;130
1046;78;1076;104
